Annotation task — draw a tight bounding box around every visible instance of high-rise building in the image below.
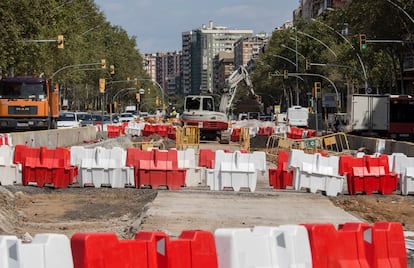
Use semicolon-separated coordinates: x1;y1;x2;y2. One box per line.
181;31;193;95
182;21;253;95
144;52;181;105
156;51;181;101
144;53;157;82
213;52;234;93
296;0;352;19
234;34;269;68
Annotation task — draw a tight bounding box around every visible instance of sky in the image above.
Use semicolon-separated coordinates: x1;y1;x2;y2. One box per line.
94;0;300;54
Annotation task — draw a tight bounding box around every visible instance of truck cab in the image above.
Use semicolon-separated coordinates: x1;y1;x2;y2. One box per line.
182;95;229;142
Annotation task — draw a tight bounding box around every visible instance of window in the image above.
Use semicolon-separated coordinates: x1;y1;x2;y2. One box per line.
203;98;214;111
186;97;201;110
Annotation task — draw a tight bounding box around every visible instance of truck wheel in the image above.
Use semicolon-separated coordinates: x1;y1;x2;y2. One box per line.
50;119;57;129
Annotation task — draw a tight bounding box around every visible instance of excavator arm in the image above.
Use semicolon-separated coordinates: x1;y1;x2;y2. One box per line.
219;65;258;115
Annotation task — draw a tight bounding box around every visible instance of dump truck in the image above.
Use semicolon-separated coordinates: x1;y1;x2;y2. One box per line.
0;76;59;131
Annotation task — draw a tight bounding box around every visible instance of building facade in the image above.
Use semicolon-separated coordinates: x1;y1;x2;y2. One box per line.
234;34;269;68
213;52;234;93
143;53;157;82
181;31;193;95
182;21;253;95
296;0;352;19
144;52;181;105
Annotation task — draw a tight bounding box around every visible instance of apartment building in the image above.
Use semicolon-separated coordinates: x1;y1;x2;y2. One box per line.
296;0;352;19
182;21;252;95
213;52;234;93
144;52;181;103
234;34;269;68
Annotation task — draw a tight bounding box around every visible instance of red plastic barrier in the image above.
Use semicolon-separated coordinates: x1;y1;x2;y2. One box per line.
257;126;274;137
71;230;218;268
71;232;151;268
13;145;77;188
142;124;156;137
198;149;215;168
121;122;129;135
107;125;122;138
303;222;406;268
287;127;305;139
339;155;397;195
269;150;293;189
167;125;176;140
157;125;168;138
306;129;317;138
230;128;241;142
126;148;186;190
136;230;218;268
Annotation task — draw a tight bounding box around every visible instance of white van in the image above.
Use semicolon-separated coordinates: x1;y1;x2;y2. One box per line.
57;112;80;128
287;106;309;127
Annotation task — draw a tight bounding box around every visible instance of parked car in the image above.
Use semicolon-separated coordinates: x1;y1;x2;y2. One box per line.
119;112;135;122
76;112;94;127
57;112;80;128
91;113;104;125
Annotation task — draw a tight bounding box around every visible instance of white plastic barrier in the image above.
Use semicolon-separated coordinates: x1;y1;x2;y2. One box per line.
125;122;146;136
206;150;266;192
0;234;73;268
274;125;288;136
0;145;20;185
390;153;414;195
177;148;204;187
214;225;312;268
70;146;134;188
288;149;345;197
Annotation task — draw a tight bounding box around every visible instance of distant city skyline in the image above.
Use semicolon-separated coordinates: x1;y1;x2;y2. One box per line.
94;0;299;53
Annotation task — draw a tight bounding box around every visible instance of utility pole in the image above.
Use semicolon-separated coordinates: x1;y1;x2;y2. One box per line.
295;27;299;105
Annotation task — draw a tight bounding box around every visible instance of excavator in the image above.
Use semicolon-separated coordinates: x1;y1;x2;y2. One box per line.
181;66;262;144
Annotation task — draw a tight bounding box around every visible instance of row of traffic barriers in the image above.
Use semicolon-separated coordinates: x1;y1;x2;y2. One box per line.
0;144;263;191
0;222;407;268
108;122;177;139
1;142;413;195
269;149;414;196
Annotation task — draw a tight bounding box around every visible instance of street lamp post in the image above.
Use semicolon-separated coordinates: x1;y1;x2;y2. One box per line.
273;54;297;67
297;30;338;58
386;0;414;24
106;78;166;115
310;18;368;92
281;44;306;59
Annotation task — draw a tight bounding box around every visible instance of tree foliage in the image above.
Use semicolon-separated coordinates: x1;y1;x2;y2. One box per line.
252;0;414;111
0;0;149;111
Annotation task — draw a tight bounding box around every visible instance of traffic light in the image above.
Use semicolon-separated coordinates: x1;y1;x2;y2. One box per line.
109;65;115;75
57;35;64;49
313;82;321;98
101;59;106;69
283;69;288;79
134;78;138;86
135;93;140;102
99;78;105;93
147;88;151;94
305;59;311;71
359;34;367;49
